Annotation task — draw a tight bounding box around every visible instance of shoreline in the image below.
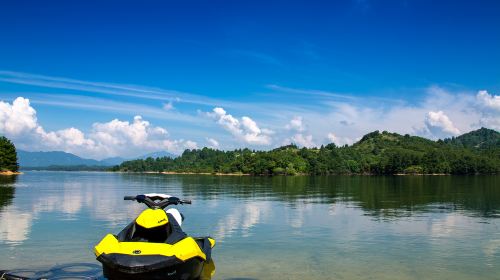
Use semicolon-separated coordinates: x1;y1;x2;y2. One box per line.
114;171;482;176
0;170;22;176
394;173;450;176
109;171;250;176
161;171;250;176
16;170;497;176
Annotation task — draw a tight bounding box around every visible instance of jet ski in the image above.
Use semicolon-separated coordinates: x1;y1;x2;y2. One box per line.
94;194;215;280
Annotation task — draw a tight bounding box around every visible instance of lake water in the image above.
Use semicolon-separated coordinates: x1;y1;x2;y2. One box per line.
0;172;499;279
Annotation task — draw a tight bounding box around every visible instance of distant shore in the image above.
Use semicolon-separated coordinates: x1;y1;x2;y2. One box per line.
114;170;464;176
394;173;450;176
160;171;250;176
0;170;22;176
12;169;498;176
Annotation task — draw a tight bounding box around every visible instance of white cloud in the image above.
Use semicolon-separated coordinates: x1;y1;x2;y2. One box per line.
425;111;460;138
286;116;305;132
184;140;198;150
475;90;500;129
282;116;319;147
241;117;261;135
208;107;273;145
0;97;38;136
476;90;500;111
327;132;353;146
0;97;197;159
327;133;338;143
284;133;315;148
57;127;94;146
206;137;220;149
91;116;166;147
478;116;500;130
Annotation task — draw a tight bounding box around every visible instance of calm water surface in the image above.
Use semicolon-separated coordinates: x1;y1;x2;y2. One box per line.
0;172;499;279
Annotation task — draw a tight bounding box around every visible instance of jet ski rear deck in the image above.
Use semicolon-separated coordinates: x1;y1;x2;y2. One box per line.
94;194;215;280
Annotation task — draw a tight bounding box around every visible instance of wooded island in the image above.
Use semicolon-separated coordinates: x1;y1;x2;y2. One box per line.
0;136;19;175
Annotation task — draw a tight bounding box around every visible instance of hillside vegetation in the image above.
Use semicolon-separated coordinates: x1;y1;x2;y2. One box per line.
0;136;19;172
443;127;500;149
113;128;500;175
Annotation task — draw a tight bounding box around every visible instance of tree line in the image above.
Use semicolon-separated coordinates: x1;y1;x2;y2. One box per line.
112;128;500;175
0;136;19;172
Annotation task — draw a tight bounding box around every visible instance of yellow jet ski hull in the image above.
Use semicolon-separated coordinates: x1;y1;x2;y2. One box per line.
95;210;215;280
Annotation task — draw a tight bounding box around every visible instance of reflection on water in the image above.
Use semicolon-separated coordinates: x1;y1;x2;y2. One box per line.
0;175;17;209
0;260;216;280
0;172;499;279
0;263;102;279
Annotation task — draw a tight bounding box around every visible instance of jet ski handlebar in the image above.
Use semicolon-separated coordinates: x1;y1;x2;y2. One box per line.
124;195;191;209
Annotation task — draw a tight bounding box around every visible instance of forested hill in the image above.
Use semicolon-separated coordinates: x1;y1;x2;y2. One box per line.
113;128;500;175
443;127;500;149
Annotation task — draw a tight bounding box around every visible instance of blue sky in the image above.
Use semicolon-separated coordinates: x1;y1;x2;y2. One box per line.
0;0;499;159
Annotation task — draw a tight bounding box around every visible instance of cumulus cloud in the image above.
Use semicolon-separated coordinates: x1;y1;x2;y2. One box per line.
478;116;500;130
206;137;220;149
0;97;196;159
292;134;315;147
425;111;460;138
282;116;319;147
327;132;353;146
286;116;305;132
208;107;273;145
0;97;38;136
475;90;500;129
91;116;167;147
327;133;338;143
184;140;198;150
476;90;500;111
283;133;315;148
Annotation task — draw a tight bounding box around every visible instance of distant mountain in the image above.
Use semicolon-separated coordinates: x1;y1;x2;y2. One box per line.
17;150;103;168
100;156;127;166
443;127;500;149
17;150;177;169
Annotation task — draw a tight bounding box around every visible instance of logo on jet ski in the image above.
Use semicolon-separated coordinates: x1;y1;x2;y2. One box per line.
133;250;141;254
158;218;166;224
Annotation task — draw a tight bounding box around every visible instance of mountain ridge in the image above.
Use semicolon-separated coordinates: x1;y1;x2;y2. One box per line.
17;150;177;169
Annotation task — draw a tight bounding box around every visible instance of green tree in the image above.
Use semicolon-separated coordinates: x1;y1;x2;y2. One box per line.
0;136;19;172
